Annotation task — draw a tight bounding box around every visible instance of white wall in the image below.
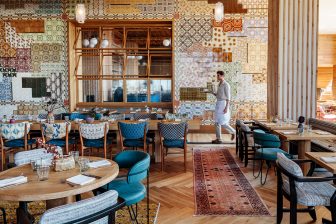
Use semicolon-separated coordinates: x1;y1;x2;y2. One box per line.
319;0;336;34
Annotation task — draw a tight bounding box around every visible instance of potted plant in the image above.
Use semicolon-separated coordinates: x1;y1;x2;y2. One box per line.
43;98;65;124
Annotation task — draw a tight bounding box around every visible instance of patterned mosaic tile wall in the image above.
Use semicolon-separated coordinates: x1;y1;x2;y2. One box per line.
0;0;268;120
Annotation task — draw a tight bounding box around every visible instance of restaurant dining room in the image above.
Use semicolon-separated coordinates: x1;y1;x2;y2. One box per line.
0;0;335;223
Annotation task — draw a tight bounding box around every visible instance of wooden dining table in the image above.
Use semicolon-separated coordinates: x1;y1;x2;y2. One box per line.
273;130;336;174
253;120;298;130
27;119;201;163
0;156;118;210
305;152;336;174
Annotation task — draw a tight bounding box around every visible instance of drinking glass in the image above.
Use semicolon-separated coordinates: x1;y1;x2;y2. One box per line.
78;157;90;173
36;165;50;181
307;124;312;132
64;116;70;121
69;151;79;163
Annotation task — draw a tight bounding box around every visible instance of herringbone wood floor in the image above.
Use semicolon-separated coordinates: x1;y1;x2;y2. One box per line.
148;133;331;224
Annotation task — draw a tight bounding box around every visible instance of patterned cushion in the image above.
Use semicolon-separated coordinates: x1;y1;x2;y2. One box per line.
47;139;76;147
277;152;303;187
4;139;36;148
283;181;336;206
158;122;187;140
123;138;149;148
309;118;336;135
84;138;112;148
256;148;291;161
163;139;185;148
240;123;251;132
119;122;148;139
80;123;108;140
0;122;30;140
133;113;158;120
14;147;63;166
42;122;71;139
39;190;118;224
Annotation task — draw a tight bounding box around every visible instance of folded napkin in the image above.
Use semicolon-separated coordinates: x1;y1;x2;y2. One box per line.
66;174;95;186
320;156;336;163
0;176;27;188
313;130;331;135
88;160;111;168
138;119;147;122
282;131;297;135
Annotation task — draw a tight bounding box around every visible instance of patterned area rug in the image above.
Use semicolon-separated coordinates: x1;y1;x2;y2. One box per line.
0;201;159;224
193;147;271;216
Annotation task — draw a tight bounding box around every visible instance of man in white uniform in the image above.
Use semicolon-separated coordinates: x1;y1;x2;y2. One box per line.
212;71;235;144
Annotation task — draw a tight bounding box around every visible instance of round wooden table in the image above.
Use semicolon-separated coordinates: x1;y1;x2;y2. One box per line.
0;157;119;209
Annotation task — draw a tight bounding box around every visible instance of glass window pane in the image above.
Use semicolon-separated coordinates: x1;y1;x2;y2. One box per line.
77;54;100;76
126;29;147;49
102;80;123;102
151;80;172;102
150;28;172;48
126;55;148;77
102;28;124;48
126;80;148;102
78;80;100;103
102;53;124;77
150;55;172;76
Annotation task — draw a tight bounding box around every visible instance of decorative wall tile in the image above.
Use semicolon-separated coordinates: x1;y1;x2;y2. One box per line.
203;27;237;52
0;48;32;72
0;77;12;101
0;64;17;77
177;0;213;15
46;72;63;100
213;19;243;32
243;41;267;73
31;43;62;72
7;20;45;33
4;22;32;48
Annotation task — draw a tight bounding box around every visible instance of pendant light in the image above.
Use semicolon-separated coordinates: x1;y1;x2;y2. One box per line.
214;2;224;22
75;3;86;24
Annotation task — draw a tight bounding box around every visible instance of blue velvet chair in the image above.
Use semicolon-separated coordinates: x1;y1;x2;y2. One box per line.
79;122;112;159
118;121;149;152
69;112;87;121
253;130;292;185
41;122;74;154
104;150;150;223
0;122;35;170
158;122;188;172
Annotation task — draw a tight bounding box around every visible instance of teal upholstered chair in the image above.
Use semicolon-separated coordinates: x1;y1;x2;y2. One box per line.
118;121;149;152
253;130;292;185
158;122;188;172
104;150;150;223
17;190;125;224
0;122;35;170
41;122;75;154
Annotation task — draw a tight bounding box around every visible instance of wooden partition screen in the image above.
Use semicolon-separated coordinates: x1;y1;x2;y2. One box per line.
268;0;319;120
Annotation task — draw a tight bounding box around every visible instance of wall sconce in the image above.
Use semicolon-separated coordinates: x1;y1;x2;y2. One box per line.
163;38;171;47
214;2;224;22
75;3;86;24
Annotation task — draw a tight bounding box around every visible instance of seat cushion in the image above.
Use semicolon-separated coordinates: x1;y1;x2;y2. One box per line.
83;138;112;148
4;139;36;148
283;181;336;206
105;179;146;206
47;139;76;147
256;148;291;161
163;139;185;148
123;138;150;148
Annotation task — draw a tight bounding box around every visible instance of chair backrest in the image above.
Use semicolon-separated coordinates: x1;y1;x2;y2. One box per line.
14;147;63;166
158;122;188;140
253;130;281;148
80;122;108;139
39;190;119;224
276;152;303;187
109;113;125;121
69;113;87;121
118;122;148;139
114;150;150;184
133;113;158;120
239;122;251;132
41;122;70;139
308;118;336;135
0;122;30;140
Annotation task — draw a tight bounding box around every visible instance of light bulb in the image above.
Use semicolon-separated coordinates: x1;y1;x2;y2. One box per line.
75;4;86;24
163;39;171;47
90;37;98;46
82;39;89;47
101;39;109;48
214;2;224;22
89;43;95;48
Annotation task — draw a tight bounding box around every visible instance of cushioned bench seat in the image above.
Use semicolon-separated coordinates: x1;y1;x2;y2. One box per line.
309;118;336;152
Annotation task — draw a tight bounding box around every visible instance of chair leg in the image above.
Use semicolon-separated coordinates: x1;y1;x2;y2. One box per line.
0;207;6;224
289;199;298;224
330;197;336;224
308;206;317;221
260;162;270;185
184;146;187;172
128;204;139;224
276;180;283;224
244;145;248;167
1;149;5;171
161;145;164;172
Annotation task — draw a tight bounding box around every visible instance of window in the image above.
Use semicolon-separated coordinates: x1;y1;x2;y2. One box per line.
71;21;173;108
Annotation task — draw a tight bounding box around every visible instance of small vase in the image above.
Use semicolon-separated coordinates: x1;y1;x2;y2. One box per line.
86;117;94;123
47;112;54;124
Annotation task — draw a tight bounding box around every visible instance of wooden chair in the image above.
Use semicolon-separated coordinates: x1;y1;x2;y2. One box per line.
158;122;188;172
41;122;73;154
79;122;111;159
118;121;149;152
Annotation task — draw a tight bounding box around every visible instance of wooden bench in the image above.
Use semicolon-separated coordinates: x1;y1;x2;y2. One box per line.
309;118;336;152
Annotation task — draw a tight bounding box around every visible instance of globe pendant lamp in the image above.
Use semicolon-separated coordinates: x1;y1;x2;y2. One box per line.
100;35;109;48
214;2;224;23
75;3;86;24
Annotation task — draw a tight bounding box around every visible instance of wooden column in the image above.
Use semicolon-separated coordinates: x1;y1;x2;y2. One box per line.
268;0;319;120
333;65;336;99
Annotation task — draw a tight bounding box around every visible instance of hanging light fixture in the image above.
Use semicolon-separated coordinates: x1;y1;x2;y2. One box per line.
75;3;86;24
214;2;224;23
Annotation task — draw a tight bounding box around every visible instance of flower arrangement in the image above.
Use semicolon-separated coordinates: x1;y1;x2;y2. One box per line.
43;98;65;113
36;138;61;159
